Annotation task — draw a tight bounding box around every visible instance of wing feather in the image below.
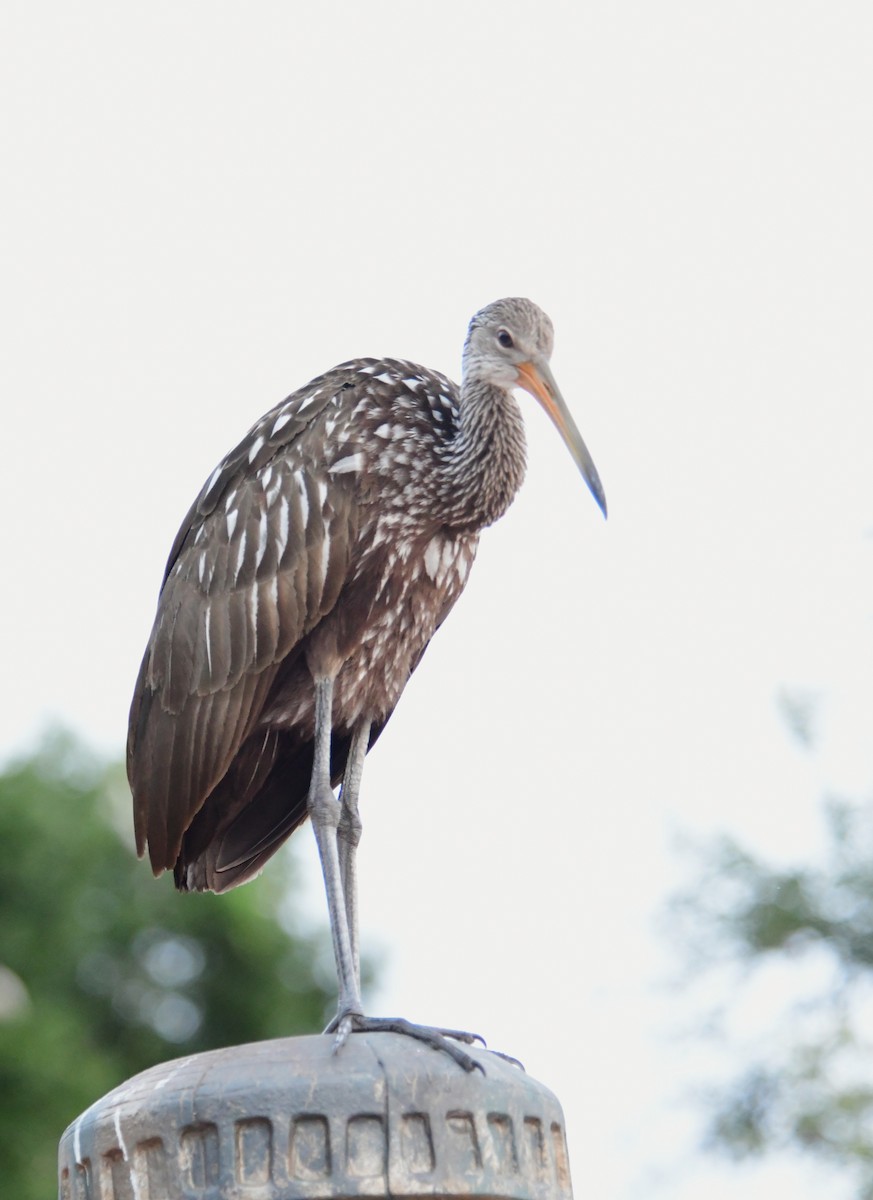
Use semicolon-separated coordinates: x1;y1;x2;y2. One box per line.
128;397;359;874
254;577;280;669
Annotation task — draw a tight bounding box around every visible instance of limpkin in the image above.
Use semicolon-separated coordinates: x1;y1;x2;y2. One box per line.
128;297;606;1069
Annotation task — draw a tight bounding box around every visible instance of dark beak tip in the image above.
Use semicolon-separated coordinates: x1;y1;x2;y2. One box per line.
587;474;608;520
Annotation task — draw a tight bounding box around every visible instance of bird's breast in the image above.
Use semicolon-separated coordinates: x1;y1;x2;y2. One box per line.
334;526;478;720
263;529;478;735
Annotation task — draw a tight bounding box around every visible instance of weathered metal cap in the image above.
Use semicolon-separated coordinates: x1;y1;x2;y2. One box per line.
58;1032;572;1199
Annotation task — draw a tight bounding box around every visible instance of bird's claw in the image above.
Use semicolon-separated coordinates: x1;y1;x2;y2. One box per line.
326;1012;486;1073
490;1049;525;1070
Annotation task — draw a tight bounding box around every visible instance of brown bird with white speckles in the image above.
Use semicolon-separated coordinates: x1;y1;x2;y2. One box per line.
127;298;606;1069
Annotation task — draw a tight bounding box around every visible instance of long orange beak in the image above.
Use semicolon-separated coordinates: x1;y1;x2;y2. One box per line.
515;359;607;518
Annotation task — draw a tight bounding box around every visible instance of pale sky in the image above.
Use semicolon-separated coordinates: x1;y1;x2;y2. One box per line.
2;4;872;1197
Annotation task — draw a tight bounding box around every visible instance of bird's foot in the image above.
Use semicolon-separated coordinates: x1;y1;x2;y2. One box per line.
324;1011;486;1073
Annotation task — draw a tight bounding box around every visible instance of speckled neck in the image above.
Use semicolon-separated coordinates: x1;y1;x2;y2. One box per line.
441;376;527;531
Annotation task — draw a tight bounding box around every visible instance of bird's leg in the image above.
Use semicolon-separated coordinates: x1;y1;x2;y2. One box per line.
315;698;485;1073
308;675;362;1021
336;718;369;991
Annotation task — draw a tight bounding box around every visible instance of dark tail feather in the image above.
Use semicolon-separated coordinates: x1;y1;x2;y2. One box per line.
174;720;389;893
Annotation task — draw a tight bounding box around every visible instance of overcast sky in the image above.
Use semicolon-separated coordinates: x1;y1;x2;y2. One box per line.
2;4;872;1197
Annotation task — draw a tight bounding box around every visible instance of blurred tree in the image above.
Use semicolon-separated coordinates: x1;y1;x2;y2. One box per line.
669;697;873;1198
0;731;354;1200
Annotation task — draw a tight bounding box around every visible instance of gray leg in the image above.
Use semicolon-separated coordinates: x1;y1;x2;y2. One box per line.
337;719;369;991
312;690;485;1073
308;676;362;1020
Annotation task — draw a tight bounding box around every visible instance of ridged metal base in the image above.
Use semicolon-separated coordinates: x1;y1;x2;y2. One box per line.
58;1032;573;1200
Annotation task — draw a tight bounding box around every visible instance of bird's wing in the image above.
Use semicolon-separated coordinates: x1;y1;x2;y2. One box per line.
128;371;361;874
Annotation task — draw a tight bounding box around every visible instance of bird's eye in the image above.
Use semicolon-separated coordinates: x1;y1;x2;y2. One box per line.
497;329;514;350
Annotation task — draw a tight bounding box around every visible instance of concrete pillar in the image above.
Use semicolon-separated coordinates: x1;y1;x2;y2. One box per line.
58;1032;573;1199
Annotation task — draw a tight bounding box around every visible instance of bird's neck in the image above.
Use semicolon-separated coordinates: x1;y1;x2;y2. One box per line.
441;376;527;531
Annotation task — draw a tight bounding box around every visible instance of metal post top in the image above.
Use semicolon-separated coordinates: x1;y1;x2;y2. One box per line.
59;1032;573;1200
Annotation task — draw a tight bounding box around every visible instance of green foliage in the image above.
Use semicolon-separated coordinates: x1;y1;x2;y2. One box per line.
671;798;873;1197
0;732;340;1200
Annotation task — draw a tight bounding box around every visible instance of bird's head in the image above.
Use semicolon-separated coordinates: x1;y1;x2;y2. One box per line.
463;298;607;518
